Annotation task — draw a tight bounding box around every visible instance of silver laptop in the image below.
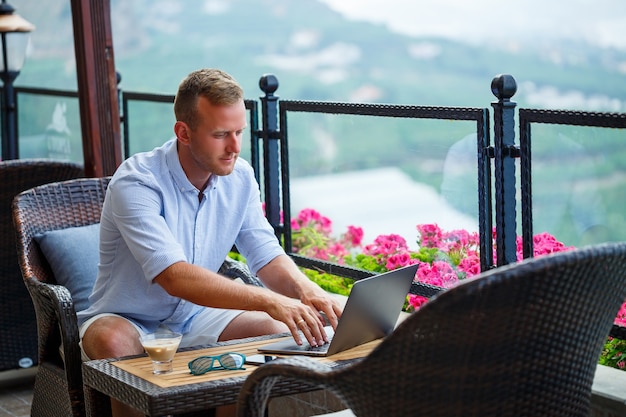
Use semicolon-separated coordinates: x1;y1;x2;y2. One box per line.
257;263;418;357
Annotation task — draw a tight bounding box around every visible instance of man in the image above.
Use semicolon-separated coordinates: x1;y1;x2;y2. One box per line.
78;68;342;416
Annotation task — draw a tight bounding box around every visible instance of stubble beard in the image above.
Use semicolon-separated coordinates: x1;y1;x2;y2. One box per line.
210;153;238;176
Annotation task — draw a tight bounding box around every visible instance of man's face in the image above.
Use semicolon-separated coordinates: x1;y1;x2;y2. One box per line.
185;96;247;176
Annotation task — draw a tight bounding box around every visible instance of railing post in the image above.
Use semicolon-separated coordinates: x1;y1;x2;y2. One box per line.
259;74;281;240
116;72;129;159
0;71;18;160
491;74;519;266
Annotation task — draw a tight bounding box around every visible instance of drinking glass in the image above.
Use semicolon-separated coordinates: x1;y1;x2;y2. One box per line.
139;331;183;374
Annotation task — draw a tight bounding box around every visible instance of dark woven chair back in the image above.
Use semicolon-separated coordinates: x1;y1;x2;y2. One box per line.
0;159;83;372
13;177;109;417
238;242;626;417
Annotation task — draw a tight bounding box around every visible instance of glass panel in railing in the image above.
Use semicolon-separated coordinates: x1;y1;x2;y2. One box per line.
285;111;481;259
17;94;82;163
525;124;625;248
124;100;176;156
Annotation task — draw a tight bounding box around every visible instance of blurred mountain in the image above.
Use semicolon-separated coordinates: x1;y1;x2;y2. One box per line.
320;0;626;51
15;0;626;111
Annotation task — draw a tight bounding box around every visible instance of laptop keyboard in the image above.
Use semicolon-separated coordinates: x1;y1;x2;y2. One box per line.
305;340;331;352
304;326;334;352
296;330;332;352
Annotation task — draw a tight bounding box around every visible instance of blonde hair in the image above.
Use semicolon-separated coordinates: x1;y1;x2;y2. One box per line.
174;68;244;130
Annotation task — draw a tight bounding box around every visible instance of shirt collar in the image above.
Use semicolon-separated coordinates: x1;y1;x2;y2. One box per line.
165;138;196;193
164;138;220;194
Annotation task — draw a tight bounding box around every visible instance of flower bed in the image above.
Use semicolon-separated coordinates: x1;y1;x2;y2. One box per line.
285;208;626;371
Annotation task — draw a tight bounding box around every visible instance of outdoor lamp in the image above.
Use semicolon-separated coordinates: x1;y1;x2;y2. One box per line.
0;0;34;160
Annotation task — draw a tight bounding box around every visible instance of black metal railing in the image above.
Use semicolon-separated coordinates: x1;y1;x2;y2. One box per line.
269;98;489;298
11;75;626;334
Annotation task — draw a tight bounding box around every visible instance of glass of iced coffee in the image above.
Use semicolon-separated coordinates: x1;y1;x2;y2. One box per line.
139;331;183;374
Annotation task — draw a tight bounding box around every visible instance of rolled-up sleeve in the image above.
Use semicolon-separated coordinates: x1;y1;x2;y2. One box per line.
108;174;188;282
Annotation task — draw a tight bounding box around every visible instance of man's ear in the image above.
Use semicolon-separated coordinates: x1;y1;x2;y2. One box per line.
174;121;191;144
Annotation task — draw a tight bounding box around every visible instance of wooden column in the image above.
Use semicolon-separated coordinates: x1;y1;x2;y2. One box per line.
70;0;122;177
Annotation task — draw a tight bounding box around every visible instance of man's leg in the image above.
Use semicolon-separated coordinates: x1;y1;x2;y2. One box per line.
81;315;145;417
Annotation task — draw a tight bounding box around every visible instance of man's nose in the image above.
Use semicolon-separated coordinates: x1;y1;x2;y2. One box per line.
226;133;241;153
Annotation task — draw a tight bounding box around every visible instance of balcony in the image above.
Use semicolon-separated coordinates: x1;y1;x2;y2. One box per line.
2;1;626;416
2;74;626;416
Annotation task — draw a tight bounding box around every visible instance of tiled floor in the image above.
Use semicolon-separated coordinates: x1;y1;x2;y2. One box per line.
0;368;35;417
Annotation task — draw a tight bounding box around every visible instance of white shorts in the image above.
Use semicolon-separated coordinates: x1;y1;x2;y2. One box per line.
79;307;244;361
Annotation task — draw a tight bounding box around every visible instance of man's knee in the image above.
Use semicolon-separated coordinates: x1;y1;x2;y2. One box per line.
82;316;142;359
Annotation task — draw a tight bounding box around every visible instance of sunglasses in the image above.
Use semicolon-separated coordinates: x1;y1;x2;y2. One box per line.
188;352;246;375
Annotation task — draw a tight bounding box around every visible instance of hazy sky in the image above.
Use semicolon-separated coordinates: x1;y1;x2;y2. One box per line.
320;0;626;50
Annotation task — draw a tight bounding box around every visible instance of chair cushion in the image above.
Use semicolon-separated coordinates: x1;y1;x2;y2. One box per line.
34;223;100;312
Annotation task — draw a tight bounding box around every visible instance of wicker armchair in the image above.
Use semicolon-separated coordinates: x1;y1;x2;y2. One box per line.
13;176;265;417
238;242;626;417
13;177;109;417
0;159;83;372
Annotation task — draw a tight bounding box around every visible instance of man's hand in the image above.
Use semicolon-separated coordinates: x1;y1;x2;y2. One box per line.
300;287;342;329
264;294;331;347
256;254;345;346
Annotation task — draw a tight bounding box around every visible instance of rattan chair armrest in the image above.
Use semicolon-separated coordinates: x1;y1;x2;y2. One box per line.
219;256;264;287
237;356;336;417
24;276;83;389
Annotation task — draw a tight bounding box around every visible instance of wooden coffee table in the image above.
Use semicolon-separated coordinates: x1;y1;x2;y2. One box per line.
82;333;379;416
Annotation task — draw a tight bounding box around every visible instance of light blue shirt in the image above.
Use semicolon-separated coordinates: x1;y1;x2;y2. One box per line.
77;139;285;333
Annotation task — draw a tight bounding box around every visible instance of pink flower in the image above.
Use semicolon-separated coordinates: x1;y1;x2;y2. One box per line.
416;261;460;288
615;304;626;326
458;253;481;278
327;243;349;262
512;231;576;260
311;247;329;260
344;225;364;246
288;208;366;264
364;234;408;258
416;224;443;248
408;294;428;310
385;252;412;270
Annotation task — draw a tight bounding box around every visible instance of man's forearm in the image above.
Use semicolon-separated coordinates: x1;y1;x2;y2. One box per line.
153;261;289;311
256;254;318;299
